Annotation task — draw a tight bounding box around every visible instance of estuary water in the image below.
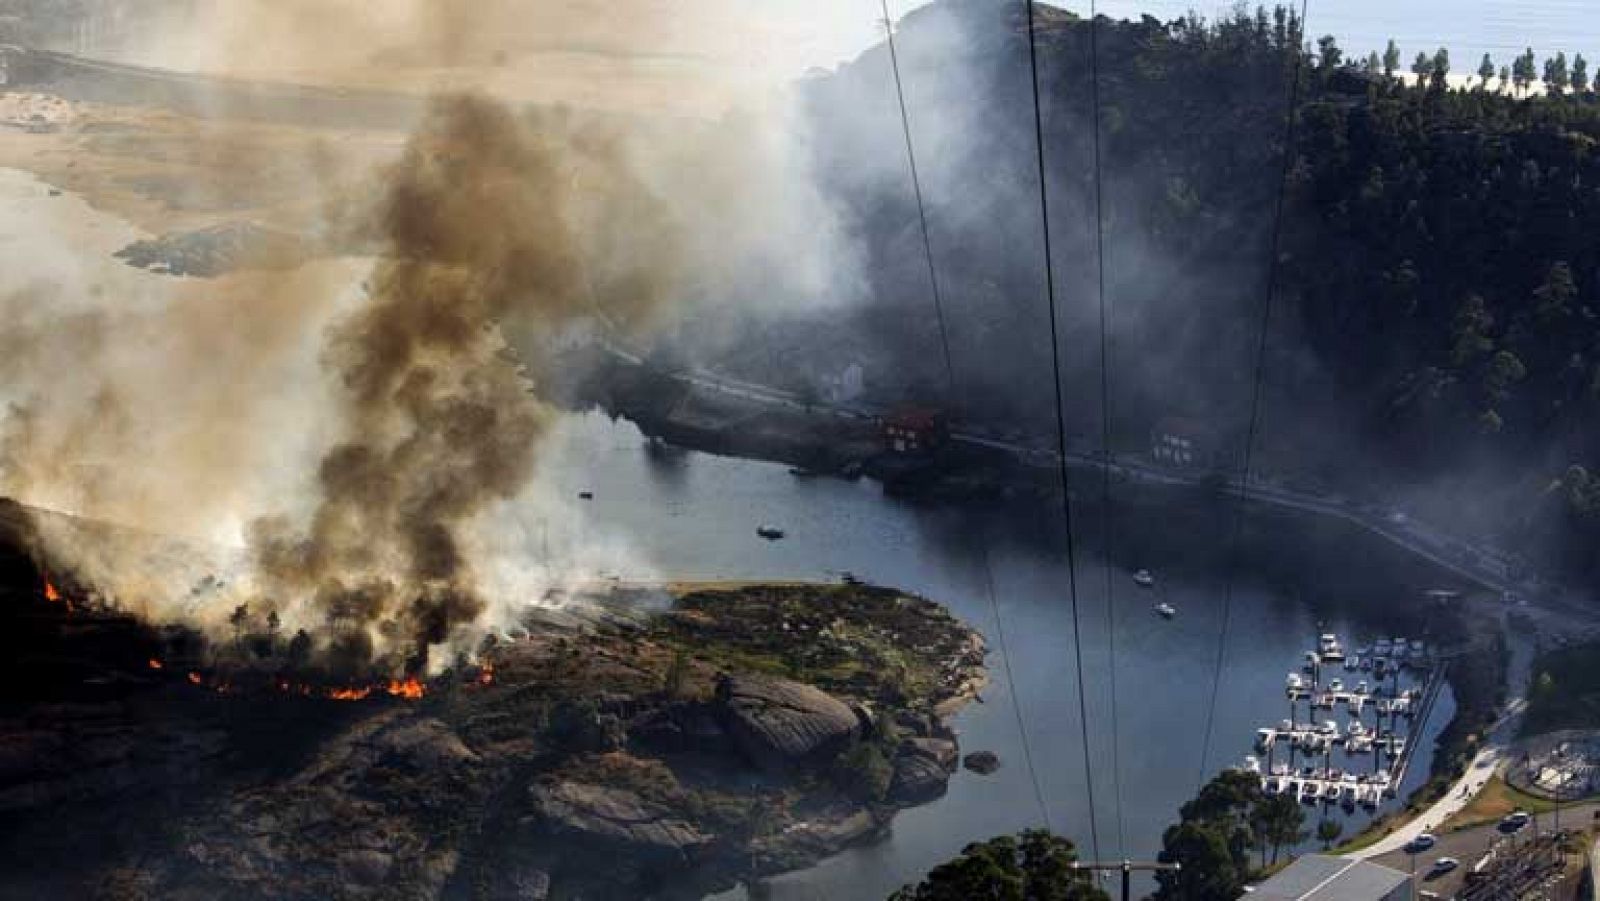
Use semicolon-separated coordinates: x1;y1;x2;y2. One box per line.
535;412;1460;900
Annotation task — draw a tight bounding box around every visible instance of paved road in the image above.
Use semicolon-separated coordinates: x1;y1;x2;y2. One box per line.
604;341;1538;604
1371;806;1596;900
1354;628;1536;860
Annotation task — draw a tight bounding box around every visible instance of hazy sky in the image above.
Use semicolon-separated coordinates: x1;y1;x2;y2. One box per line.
121;1;1600;113
873;0;1600;77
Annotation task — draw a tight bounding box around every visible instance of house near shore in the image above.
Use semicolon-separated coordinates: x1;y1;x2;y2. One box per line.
1150;415;1215;468
882;408;947;456
1242;854;1410;901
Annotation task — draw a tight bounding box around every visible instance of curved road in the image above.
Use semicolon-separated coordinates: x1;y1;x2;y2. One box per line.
1353;628;1534;859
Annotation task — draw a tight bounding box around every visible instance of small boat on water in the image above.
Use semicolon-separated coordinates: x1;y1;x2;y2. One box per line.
1132;569;1156;588
788;467;821;478
1318;633;1347;663
756;525;786;541
1154;602;1176;619
1255;728;1276;752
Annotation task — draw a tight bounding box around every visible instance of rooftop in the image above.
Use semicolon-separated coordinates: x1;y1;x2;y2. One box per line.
1246;855;1410;901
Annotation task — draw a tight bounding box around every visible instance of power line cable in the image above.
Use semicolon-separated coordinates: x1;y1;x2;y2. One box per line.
879;0;1052;830
880;0;956;387
1024;0;1101;862
1195;0;1312;789
1083;0;1126;859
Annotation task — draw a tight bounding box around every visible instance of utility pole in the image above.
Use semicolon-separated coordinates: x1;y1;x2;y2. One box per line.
1071;861;1181;901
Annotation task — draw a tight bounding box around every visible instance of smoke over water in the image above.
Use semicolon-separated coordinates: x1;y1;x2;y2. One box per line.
0;1;871;673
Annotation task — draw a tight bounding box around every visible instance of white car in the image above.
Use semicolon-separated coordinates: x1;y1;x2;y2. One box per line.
1428;857;1459;877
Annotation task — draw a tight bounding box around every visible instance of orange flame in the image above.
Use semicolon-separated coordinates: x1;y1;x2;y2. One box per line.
43;579;59;602
478;661;495;686
386;677;425;700
148;659;164;670
327;686;373;701
187;671;202;685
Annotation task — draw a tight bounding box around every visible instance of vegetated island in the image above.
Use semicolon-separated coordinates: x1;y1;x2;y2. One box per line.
3;574;988;901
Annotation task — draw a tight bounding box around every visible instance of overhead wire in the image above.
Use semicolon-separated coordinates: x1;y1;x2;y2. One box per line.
1083;0;1126;859
1195;0;1313;789
1023;0;1101;862
878;0;1053;831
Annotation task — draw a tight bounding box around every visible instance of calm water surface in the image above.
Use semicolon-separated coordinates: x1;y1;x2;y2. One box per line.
538;412;1457;900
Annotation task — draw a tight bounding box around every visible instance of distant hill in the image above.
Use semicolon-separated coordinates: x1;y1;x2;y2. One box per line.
712;0;1600;589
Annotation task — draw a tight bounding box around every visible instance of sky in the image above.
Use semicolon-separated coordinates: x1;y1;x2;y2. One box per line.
866;1;1600;83
102;1;1600;115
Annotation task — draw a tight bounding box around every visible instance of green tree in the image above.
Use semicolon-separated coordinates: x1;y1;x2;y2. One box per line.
1411;52;1434;88
1383;39;1400;78
1316;35;1341;72
1514;47;1537;94
1485;350;1528;401
1575;54;1590;94
1365;51;1380;74
1430;47;1451;93
1249;793;1306;865
1316;818;1343;850
1499;64;1511;93
1478;53;1495;89
1534;261;1578;325
228;603;250;648
1545;52;1570;95
1450;294;1495;366
1154;822;1241;901
890;831;1108;901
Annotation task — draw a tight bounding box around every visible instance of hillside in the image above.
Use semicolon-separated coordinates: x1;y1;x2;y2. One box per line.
679;1;1600;590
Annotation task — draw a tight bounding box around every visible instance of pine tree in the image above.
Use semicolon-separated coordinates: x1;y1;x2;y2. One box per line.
1383;39;1400;78
1574;54;1590;94
1430;47;1450;92
1499;64;1511;94
1545;52;1570;95
1412;52;1434;88
1478;53;1495;89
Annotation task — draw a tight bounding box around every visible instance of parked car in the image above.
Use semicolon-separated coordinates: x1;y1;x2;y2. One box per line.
1405;833;1438;854
1499;811;1531;833
1427;857;1459;879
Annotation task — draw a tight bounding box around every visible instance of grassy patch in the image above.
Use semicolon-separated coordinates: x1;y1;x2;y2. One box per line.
1441;776;1556;832
1523;640;1600;737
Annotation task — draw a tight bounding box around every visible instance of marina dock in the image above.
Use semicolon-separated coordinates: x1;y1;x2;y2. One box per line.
1240;630;1445;814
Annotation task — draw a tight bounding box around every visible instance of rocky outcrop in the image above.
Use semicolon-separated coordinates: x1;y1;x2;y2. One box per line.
903;737;958;770
529;781;712;861
490;864;551;901
716;674;859;769
888;746;951;805
963;750;1001;774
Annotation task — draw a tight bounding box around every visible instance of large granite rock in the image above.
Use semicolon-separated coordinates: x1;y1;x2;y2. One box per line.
716;674;860;769
888;747;951;804
529;781;711;861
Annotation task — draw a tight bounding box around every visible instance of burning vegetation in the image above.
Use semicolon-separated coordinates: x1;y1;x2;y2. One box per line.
235;93;676;679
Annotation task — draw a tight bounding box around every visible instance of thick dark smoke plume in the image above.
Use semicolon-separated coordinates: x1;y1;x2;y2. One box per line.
250;95;672;674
